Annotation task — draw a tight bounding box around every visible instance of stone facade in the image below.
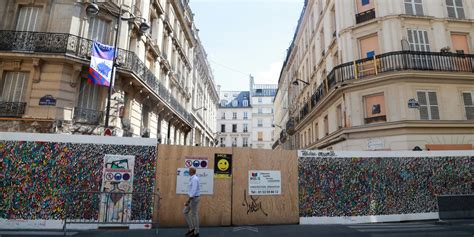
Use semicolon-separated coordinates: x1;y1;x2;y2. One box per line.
0;0;218;145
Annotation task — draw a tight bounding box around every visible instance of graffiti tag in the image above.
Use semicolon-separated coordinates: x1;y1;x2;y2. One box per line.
242;189;268;216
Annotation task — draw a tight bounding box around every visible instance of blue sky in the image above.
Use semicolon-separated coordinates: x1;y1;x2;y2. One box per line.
190;0;304;91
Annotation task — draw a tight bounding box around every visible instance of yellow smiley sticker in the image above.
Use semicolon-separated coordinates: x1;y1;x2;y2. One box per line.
217;159;229;171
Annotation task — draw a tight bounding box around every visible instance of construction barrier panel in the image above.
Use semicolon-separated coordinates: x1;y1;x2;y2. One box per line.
0;132;158;229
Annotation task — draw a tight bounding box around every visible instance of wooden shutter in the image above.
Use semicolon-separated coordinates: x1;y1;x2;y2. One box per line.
417;91;429;119
463;92;474;119
1;72;28;102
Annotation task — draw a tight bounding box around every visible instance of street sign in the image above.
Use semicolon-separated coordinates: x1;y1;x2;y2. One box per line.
39;95;56;106
408;98;419;109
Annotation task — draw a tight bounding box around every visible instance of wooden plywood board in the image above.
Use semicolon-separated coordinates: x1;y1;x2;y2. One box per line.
231;148;299;225
155;145;233;227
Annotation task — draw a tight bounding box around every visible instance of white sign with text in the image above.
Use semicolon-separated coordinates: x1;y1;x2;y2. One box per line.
176;168;214;195
248;170;281;195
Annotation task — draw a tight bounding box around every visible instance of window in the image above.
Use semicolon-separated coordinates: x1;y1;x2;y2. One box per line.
324;115;329;136
0;72;28;102
232;137;237;147
77;78;102;110
243;123;248;132
362;0;370;5
220;137;225;147
232;100;238;107
258;108;262;114
314;123;319;141
243;112;248;120
89;17;110;44
257;132;263;141
220;100;227;107
407;29;430;52
446;0;464;19
243;100;248;107
221;124;225;133
359;34;379;59
232;112;237;120
336;104;343;128
221;112;225;119
243;137;249;147
258;97;262;103
232;124;237;133
404;0;424;16
258;119;263;127
462;92;474;120
451;33;470;54
417;91;439;120
364;93;387;124
16;6;42;31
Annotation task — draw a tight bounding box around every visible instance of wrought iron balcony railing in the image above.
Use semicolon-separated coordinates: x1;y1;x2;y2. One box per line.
0;102;26;117
356;8;376;24
0;30;194;126
297;50;474;125
73;107;103;125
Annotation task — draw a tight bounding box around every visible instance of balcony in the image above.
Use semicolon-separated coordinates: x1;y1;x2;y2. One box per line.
0;102;26;117
73;107;103;125
296;50;474;126
0;30;194;127
355;8;376;24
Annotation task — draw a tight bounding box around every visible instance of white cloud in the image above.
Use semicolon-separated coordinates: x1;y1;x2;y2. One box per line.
254;61;283;85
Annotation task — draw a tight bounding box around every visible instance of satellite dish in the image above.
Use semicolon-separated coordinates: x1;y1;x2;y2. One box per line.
401;39;410;51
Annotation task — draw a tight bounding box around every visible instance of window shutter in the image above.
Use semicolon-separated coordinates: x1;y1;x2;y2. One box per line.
16;6;42;31
1;72;28;102
463;92;472;105
428;92;439;119
428;92;438;105
463;92;474;120
417;91;429;119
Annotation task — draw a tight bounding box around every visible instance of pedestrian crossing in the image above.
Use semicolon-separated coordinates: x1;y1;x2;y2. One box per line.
346;222;446;233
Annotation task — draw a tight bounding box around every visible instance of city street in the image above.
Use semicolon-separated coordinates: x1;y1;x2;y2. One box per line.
1;221;474;237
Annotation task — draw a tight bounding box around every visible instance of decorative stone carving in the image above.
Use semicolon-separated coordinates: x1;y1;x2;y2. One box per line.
32;58;42;83
70;64;82;88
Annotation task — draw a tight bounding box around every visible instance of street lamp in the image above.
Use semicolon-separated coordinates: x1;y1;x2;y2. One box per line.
193;107;207;112
272;124;283;129
86;3;150;130
292;79;310;86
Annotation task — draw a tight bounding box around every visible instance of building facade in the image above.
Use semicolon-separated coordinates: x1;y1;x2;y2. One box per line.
250;77;277;149
0;0;217;146
217;90;252;148
277;0;474;151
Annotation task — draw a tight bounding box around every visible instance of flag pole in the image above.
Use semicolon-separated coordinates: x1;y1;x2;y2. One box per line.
104;5;122;130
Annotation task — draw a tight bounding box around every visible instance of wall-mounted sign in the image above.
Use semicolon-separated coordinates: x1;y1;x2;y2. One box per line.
185;157;208;169
39;95;56;106
214;153;232;178
248;170;281;195
408;98;419;109
176;168;214;195
367;138;384;150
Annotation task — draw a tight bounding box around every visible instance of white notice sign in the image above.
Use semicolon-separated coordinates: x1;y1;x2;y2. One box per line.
176;168;214;195
248;170;281;195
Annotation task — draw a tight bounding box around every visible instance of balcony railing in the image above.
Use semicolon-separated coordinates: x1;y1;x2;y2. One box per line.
0;102;26;117
356;8;376;24
73;107;103;125
297;50;474;125
0;30;194;126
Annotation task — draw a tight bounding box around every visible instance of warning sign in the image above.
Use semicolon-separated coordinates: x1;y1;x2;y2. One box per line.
214;153;232;178
185;157;208;169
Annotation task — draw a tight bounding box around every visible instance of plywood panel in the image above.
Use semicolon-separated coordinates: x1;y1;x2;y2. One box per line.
155;145;233;227
231;148;299;225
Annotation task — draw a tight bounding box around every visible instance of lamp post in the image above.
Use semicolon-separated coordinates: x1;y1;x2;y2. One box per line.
291;79;310;86
86;3;150;131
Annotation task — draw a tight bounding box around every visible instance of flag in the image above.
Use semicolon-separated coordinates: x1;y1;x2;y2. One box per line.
88;42;115;87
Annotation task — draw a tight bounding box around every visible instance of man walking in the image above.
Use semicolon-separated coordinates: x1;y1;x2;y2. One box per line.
184;167;200;237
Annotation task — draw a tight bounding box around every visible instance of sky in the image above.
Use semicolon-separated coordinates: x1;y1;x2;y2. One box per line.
189;0;304;91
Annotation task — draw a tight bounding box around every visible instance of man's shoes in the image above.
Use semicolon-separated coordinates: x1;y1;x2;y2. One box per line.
185;229;194;236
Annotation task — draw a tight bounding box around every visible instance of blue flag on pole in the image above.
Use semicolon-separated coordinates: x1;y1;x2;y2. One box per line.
88;42;114;87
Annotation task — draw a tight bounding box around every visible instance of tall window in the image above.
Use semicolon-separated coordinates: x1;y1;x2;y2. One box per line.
324;115;329;136
462;92;474;120
257;132;263;141
232;112;237;120
77;78;102;110
313;122;319;141
417;91;439;120
258;108;262;114
407;29;430;52
220;137;225;147
232;100;238;107
446;0;464;19
16;6;42;31
243;112;248;120
0;72;28;102
258;119;263;127
232;124;237;133
336;104;343;128
258;97;262;103
243;123;248;132
404;0;424;16
243;137;248;147
243;100;248;107
364;93;387;124
232;137;237;147
89;17;110;44
221;112;225;119
221;124;225;133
